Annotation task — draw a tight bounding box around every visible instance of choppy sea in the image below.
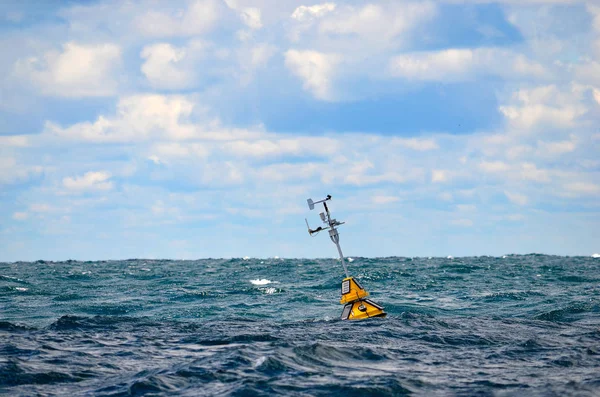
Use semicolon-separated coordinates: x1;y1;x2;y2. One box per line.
1;255;600;396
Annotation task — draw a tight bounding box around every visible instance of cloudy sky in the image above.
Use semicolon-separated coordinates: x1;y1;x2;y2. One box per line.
1;0;599;261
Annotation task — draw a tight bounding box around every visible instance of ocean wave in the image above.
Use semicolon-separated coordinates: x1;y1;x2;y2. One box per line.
250;279;274;285
1;256;600;395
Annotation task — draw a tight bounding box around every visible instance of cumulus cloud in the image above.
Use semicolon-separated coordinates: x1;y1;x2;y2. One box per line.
133;0;221;37
149;142;209;162
256;162;321;182
141;43;194;89
12;212;29;221
238;7;262;30
223;137;338;158
0;136;29;147
316;2;436;47
4;0;600;259
392;137;439;151
479;160;510;173
0;157;43;185
537;138;576;156
15;42;121;97
505;191;529;206
563;182;600;196
46;95;198;142
284;49;341;100
451;218;474;227
236;43;276;85
498;85;587;132
291;3;336;22
372;195;399;204
431;170;450;183
63;171;113;191
389;48;548;82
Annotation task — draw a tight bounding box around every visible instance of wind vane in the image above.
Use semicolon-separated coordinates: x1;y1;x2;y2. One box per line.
306;195;386;320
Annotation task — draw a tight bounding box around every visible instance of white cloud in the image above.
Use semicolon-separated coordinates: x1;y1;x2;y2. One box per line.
441;0;586;4
291;3;336;22
389;48;547;82
0;135;29;147
594;88;600;106
479;160;510;173
133;0;221;37
257;162;320;182
372;195;399;204
451;219;473;227
506;214;525;222
249;43;275;68
589;5;600;33
148;155;165;165
46;95;197;142
318;2;436;47
12;212;29;221
505;191;529;206
63;171;113;191
498;85;587;132
15;42;121;97
0;157;43;185
236;43;276;84
537;138;576;156
575;60;600;85
150;142;209;160
224;137;338;158
519;163;551;183
439;192;454;201
344;172;407;186
141;43;193;89
239;7;262;30
392;137;438;151
284;49;341;100
564;182;600;196
431;170;449;183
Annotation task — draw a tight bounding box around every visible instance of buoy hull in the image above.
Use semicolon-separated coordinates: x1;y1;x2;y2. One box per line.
339;277;386;320
341;299;387;320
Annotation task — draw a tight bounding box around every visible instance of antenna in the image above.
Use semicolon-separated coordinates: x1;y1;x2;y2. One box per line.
305;194;386;320
305;195;347;276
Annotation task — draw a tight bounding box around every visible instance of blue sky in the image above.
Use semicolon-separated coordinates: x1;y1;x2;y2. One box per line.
1;0;599;261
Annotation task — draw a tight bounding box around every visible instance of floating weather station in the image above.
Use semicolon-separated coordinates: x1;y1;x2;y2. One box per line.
305;195;386;320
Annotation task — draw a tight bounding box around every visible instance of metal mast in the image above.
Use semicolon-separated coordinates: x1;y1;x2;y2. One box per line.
306;195;386;320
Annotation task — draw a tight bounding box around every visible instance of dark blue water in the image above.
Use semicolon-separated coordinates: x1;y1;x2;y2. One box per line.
1;255;600;396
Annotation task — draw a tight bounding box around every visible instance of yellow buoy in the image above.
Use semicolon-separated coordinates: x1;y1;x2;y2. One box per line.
306;195;386;321
339;277;386;320
339;277;369;304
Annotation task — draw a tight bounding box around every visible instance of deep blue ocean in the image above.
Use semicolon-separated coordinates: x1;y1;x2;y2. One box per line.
1;255;600;396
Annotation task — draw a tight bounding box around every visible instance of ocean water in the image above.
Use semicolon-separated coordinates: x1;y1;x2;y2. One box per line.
1;255;599;396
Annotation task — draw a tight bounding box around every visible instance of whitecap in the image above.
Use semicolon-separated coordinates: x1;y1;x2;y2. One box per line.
15;287;28;292
243;256;250;260
263;287;277;294
592;253;600;258
347;257;354;262
250;279;272;285
254;356;267;367
447;255;454;259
